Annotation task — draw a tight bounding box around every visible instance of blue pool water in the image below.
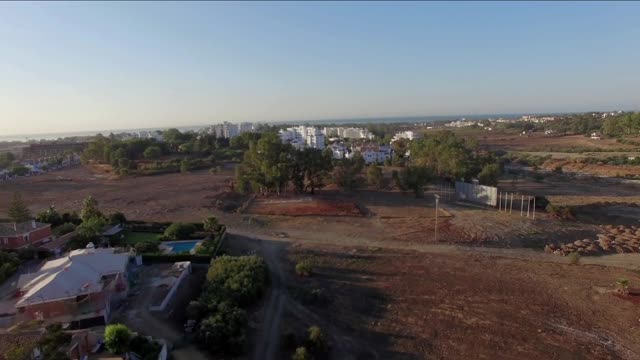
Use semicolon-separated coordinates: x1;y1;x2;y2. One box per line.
164;241;199;254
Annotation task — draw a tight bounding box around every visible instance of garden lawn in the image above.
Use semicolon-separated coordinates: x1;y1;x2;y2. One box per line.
122;230;161;246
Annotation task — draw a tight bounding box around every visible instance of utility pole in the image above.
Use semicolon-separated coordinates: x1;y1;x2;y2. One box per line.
434;194;440;242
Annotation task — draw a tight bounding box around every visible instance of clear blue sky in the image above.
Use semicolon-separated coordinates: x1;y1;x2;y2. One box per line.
1;1;639;135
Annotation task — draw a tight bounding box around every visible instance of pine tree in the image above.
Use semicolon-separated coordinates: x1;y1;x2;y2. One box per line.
8;193;32;223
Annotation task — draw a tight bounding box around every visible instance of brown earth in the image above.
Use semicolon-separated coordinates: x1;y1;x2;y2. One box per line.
282;243;640;359
247;196;363;217
475;132;637;152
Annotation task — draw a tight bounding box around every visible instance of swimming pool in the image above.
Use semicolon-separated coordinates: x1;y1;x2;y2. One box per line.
163;240;201;254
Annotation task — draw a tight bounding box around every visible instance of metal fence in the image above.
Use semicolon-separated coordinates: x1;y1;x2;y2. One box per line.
455;181;498;206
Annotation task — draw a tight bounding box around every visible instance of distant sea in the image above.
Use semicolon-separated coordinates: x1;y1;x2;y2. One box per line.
1;112;570;143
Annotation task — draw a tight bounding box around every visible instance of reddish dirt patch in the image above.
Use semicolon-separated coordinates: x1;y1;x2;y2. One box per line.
247;197;363;217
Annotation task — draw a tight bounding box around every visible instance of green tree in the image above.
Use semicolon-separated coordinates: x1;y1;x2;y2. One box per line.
104;324;132;354
400;166;432;198
77;216;106;239
143;145;162;159
164;222;196;240
10;165;29;176
367;165;384;189
291;148;333;194
332;153;365;191
307;326;328;353
109;212;127;225
162;128;185;151
0;152;16;169
197;303;247;354
8;193;32;223
80;196;102;221
38;323;72;359
292;347;310;360
205;255;267;306
203;216;219;234
477;163;501;186
53;222;76;236
36;205;63;226
237;133;293;194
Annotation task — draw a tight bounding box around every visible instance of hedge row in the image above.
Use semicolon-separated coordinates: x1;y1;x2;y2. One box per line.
141;253;213;264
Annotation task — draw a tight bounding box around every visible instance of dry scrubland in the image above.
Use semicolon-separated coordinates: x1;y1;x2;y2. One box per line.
2;164;640;359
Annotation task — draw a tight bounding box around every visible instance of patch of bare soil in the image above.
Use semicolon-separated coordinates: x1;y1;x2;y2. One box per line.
284;243;640;360
0;166;234;221
247;196;363;217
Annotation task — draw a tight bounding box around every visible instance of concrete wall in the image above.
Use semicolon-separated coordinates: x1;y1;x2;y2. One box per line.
455;181;498;207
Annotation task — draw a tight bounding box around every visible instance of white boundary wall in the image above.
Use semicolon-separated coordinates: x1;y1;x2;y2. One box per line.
455;182;498;207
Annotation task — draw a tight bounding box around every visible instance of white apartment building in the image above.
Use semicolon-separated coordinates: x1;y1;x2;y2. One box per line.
322;127;374;140
391;131;421;143
279;126;325;150
209;122;254;139
352;145;392;164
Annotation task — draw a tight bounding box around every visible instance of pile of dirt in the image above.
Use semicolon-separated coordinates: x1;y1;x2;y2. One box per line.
546;224;640;256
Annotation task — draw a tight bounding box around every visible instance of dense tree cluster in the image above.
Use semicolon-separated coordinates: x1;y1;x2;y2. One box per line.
603;112;640;137
188;255;268;355
235;133;335;194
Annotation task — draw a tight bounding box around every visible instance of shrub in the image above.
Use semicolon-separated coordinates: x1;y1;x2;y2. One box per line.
109;212;127;225
163;222;196;240
306;326;328;353
568;252;581;265
129;335;162;360
553;166;563;174
197;302;247;354
532;173;545;182
104;324;132;354
186;301;207;320
205;255;268;306
295;260;313;277
616;279;630;295
292;347;310;360
478;163;500;186
143;146;162;159
134;239;160;254
36;206;63;227
546;204;575;220
53;222;76;236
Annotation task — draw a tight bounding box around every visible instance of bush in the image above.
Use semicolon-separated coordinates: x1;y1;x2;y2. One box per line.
143;146;162;159
53;222;76;237
197;302;247;354
306;326;328;353
295;260;313;277
478;163;500;186
553;166;563;174
109;212;127;225
546;204;575;220
0;251;20;284
532;173;545;182
205;255;268;306
36;206;63;227
141;254;212;264
134;239;160;254
163;222;196;240
568;252;581;265
292;347;310;360
104;324;132;354
129;335;162;360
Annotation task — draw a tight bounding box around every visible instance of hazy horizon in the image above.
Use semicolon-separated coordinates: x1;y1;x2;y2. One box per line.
1;2;639;136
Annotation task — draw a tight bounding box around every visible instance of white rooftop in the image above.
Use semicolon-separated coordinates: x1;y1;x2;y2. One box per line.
16;247;128;307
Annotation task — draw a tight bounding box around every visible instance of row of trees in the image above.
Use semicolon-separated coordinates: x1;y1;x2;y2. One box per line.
602;112;640;137
235;130;501;196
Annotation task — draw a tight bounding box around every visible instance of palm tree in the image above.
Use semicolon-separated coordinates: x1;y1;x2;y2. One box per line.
616;279;630;296
203;216;219;234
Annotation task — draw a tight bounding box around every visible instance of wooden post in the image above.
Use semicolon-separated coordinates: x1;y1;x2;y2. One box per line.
505;192;508;211
510;193;513;214
498;192;501;211
520;195;524;216
527;196;530;217
533;197;536;220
